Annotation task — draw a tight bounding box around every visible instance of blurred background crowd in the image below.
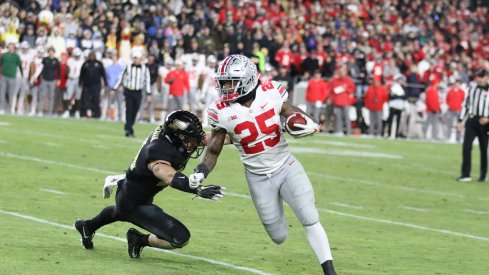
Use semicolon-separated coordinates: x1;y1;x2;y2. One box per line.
0;0;488;141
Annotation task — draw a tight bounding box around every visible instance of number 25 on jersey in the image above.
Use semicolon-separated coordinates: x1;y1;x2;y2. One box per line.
234;109;280;154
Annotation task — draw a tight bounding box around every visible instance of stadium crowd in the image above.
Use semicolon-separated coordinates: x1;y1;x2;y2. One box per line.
0;0;488;141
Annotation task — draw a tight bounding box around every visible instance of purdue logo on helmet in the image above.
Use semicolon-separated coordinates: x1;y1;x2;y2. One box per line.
163;110;205;158
215;55;259;103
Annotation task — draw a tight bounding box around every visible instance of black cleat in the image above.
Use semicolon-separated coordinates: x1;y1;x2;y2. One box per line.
74;219;94;249
127;228;145;258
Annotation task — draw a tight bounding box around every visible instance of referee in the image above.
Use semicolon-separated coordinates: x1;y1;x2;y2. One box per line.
114;49;151;137
457;69;489;182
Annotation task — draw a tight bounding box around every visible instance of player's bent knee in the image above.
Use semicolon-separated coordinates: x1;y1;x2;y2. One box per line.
264;218;288;244
270;232;287;244
166;229;191;248
170;239;189;248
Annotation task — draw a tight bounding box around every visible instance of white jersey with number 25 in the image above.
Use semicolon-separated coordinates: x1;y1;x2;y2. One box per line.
207;80;290;174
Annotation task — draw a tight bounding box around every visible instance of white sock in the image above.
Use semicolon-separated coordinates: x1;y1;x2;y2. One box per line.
305;223;333;263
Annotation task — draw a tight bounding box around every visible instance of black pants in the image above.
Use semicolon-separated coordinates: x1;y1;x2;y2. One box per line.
461;117;489;179
124;90;142;135
87;180;190;247
80;84;101;118
386;107;402;138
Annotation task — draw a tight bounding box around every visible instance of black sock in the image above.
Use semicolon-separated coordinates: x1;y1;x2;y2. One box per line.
87;205;119;232
321;260;337;275
140;234;150;247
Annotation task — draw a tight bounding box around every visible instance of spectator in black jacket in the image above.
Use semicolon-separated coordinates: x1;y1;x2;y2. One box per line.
79;52;108;119
39;47;60;116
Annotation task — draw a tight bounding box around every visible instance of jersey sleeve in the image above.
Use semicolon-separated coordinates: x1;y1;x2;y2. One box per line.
207;102;226;130
271;80;289;103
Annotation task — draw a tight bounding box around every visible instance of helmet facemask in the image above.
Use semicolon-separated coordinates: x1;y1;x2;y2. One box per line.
216;78;244;102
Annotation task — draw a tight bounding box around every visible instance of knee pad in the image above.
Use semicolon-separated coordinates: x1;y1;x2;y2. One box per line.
296;205;320;227
264;215;288;244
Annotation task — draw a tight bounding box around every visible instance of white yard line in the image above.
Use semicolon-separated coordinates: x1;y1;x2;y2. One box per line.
0;121;11;126
317;208;489;242
3;151;488;243
311;172;464;199
40;188;67;195
0;209;271;275
290;147;403;159
331;202;363;209
0;152;118;174
43;142;61;147
400;206;429;212
464;209;489;215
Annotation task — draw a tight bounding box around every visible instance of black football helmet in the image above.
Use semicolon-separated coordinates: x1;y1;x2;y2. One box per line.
163;110;205;158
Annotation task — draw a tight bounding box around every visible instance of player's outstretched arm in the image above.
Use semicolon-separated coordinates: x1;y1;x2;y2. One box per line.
189;127;227;187
149;160;224;200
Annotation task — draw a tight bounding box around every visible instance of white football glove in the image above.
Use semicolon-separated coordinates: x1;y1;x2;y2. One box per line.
189;172;205;189
286;113;319;138
103;174;125;198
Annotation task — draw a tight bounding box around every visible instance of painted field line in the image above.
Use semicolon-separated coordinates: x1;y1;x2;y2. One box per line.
0;152;119;174
4;151;488;243
464;209;489;215
0;209;270;275
310;172;464;199
400;206;429;212
43;142;61;147
40;188;67;195
317;208;489;242
331;202;363;209
224;193;489;242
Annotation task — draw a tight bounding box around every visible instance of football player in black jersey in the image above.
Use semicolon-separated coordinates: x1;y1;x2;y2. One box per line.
74;110;225;258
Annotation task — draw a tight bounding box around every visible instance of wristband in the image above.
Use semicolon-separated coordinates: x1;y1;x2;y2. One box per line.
195;163;210;178
171;172;198;194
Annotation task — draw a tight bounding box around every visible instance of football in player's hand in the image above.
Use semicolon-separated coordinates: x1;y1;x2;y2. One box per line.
286;113;308;132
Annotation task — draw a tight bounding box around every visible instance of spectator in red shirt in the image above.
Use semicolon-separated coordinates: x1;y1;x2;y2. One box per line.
165;60;190;114
330;65;355;135
364;78;388;136
275;41;294;70
423;80;442;140
445;77;465;142
305;70;329;124
57;52;69;116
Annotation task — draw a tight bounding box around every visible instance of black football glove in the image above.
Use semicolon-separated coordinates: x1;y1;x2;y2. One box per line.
196;185;225;201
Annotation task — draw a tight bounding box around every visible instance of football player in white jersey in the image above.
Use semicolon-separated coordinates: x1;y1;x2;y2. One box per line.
189;55;337;275
200;55;218;127
185;53;204;113
17;41;34;114
64;48;84;118
28;46;45;116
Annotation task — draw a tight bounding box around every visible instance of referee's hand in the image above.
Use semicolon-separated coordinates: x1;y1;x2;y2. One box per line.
480;117;489;125
456;122;464;131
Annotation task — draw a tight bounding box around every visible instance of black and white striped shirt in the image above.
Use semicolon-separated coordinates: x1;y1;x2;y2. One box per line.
459;82;489;121
114;63;151;94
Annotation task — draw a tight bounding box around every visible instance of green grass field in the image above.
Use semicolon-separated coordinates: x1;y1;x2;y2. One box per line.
1;115;489;275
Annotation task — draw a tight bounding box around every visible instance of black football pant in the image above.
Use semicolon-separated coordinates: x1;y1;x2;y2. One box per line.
461;117;489;179
80;84;101;118
87;181;190;247
124;90;142;136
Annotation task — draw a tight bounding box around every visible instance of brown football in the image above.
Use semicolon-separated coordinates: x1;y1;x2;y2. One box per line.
286;113;307;132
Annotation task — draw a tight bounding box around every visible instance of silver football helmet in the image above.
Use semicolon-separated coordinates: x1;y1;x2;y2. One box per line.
215;55;259;102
